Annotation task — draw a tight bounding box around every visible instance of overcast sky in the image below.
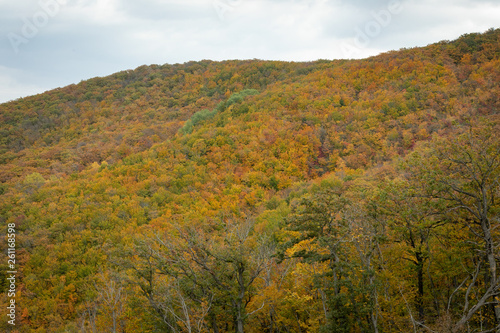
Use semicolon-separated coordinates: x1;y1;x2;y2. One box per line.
1;0;499;104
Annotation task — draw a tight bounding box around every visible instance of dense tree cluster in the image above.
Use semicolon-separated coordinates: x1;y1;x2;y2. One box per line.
0;29;499;332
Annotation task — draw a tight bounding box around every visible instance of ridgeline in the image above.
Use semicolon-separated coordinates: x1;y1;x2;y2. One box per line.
1;29;499;332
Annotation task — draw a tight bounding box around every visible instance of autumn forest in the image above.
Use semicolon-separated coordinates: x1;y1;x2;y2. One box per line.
1;29;500;332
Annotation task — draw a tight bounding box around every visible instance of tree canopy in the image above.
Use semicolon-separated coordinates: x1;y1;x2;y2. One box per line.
1;29;499;332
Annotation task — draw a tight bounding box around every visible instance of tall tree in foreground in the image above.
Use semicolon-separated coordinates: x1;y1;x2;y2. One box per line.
127;215;274;333
405;119;500;331
283;178;383;332
380;176;443;326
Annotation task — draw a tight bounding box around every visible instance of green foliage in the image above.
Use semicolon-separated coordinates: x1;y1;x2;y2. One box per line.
0;29;499;332
226;89;259;106
180;108;218;134
180;90;259;134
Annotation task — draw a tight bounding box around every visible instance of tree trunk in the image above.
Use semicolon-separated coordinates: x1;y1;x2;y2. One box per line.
416;250;425;322
235;264;246;333
210;313;220;333
481;217;500;328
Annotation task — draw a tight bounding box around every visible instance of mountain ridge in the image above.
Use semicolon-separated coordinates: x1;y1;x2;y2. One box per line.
0;29;499;332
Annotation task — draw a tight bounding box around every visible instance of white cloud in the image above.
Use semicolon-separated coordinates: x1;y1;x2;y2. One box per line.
62;0;128;26
0;66;46;102
0;0;499;104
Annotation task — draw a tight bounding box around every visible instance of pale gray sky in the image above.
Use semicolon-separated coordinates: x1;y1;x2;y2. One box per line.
1;0;499;103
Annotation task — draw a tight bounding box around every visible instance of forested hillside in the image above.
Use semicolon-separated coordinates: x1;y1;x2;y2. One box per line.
0;29;499;332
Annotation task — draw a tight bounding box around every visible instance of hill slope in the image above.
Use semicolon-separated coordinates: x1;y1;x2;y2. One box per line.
0;29;499;332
